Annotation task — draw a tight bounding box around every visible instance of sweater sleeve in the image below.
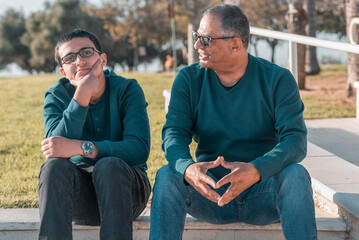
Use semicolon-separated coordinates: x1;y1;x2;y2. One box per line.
162;71;195;178
43;90;89;139
250;69;307;182
92;81;150;167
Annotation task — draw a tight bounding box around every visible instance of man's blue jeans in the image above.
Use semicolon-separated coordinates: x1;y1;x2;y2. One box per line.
150;164;317;240
38;157;151;240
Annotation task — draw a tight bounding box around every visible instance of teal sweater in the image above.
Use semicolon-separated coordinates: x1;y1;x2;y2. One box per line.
43;69;150;173
162;54;307;182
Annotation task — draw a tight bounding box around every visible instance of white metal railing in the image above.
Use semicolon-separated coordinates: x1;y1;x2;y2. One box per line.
250;20;359;119
250;26;359;81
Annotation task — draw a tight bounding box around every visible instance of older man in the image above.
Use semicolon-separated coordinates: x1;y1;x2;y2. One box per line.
150;4;317;240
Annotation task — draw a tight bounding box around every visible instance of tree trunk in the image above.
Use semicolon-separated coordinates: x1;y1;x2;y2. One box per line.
250;36;259;57
266;39;278;64
346;0;359;98
180;0;211;65
187;22;199;65
286;1;308;90
305;0;320;75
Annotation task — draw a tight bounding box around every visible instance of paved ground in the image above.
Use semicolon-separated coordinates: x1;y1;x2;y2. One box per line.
306;118;359;167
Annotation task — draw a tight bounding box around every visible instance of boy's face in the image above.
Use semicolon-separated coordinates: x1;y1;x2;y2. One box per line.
58;37;107;81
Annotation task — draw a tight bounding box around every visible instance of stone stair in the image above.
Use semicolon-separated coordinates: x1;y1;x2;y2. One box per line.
0;203;347;240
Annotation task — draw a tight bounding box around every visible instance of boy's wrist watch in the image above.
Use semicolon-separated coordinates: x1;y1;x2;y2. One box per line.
81;141;95;158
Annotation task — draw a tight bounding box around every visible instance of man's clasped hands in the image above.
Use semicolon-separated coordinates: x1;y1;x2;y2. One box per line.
184;156;261;207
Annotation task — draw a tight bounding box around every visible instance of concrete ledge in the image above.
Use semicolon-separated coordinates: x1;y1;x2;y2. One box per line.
302;142;359;219
0;206;346;240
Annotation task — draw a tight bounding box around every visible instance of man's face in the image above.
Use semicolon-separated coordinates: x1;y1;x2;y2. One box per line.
194;14;233;70
58;37;106;81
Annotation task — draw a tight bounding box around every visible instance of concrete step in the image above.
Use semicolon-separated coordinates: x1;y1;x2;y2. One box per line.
0;206;346;240
302;141;359;239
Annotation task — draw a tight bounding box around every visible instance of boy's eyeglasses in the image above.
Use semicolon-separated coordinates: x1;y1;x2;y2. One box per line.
61;47;101;65
192;31;238;48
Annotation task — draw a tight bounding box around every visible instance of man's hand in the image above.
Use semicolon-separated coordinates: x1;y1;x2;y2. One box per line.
41;136;82;160
184;157;222;203
215;157;261;207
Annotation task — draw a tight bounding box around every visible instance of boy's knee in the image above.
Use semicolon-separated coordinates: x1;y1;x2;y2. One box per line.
39;158;76;180
93;157;130;176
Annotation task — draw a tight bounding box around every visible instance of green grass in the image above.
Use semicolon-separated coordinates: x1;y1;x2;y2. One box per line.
302;95;355;119
301;64;355;119
0;66;354;207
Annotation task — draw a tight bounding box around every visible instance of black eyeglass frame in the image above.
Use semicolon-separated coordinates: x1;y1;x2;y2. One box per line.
192;31;238;48
61;47;101;65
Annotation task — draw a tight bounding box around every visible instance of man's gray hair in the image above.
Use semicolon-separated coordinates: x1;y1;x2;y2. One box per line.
203;4;250;49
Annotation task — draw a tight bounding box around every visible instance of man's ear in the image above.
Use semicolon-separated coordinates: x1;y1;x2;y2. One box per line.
59;67;66;77
100;53;107;66
231;38;243;53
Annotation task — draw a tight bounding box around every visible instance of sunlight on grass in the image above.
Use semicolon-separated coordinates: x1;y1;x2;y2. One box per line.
0;66;354;207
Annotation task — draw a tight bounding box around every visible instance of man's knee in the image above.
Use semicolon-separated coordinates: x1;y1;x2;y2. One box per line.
154;165;178;184
153;165;184;196
280;164;310;181
276;164;312;193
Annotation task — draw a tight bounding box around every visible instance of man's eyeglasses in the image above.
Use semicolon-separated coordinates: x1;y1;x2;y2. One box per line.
61;47;101;65
192;31;238;48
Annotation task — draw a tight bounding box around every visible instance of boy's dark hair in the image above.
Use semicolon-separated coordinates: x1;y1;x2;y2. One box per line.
54;29;102;66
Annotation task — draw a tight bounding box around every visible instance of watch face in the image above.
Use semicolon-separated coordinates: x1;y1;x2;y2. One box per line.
84;141;95;152
82;141;95;157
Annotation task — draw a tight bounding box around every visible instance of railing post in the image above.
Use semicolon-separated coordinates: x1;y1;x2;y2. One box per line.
354;82;359;119
349;18;359;44
288;40;298;83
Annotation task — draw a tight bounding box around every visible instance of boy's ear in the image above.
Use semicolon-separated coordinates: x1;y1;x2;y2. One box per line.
59;67;66;77
100;53;107;66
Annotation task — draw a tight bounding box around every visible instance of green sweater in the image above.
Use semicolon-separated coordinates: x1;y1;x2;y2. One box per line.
162;54;307;182
43;69;150;173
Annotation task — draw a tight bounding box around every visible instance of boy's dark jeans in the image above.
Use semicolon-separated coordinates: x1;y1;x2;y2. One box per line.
38;157;151;240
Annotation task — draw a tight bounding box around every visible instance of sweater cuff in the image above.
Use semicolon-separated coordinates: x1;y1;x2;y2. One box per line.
93;141;112;160
250;157;272;183
66;98;90;122
170;158;195;180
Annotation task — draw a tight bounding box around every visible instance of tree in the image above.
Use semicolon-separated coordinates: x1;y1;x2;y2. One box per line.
345;0;359;98
179;0;220;65
305;0;320;75
286;0;308;90
316;0;346;39
0;9;31;72
91;0;173;70
21;0;106;73
238;0;287;64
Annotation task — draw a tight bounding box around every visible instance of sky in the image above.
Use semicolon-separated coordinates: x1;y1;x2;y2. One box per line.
0;0;101;16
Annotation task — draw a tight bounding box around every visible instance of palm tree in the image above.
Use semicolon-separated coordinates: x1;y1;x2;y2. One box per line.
286;0;308;90
345;0;359;98
180;0;218;64
305;0;320;75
